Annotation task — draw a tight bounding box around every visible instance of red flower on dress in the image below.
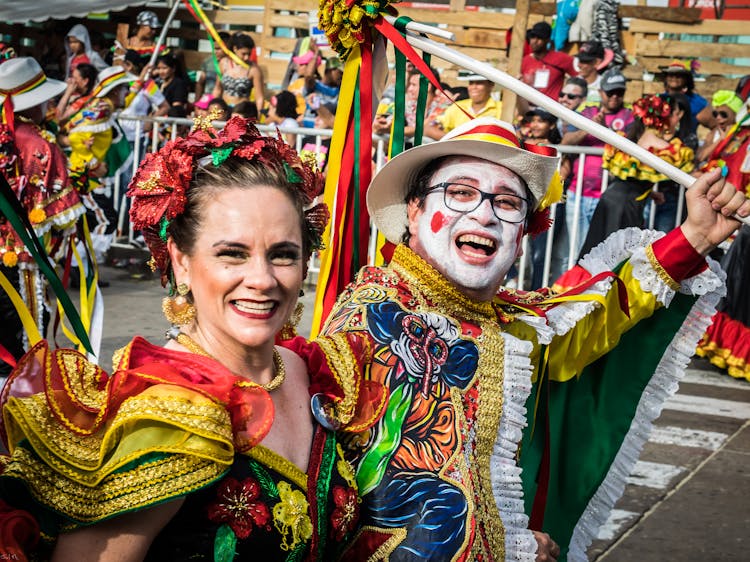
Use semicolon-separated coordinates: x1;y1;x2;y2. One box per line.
207;476;271;540
330;485;359;541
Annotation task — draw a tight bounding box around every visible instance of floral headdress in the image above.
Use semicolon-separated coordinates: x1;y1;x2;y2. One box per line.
632;94;672;130
127;115;328;287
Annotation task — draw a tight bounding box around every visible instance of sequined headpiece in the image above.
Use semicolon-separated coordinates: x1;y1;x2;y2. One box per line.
632;94;672;130
127;116;328;286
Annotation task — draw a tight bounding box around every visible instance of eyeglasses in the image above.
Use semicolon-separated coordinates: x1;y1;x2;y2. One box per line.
427;183;529;224
560;92;583;100
604;89;626;97
712;110;729;119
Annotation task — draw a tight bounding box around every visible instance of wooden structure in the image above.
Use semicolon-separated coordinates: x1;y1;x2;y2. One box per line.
1;0;748;107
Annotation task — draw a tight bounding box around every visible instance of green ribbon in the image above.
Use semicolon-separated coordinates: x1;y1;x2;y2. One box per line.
391;18;408;158
0;174;93;354
414;51;431;147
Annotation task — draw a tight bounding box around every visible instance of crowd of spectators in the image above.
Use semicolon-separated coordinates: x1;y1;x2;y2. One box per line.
2;11;747;290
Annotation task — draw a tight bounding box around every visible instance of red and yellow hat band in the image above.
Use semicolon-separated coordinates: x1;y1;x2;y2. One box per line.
0;71;46;96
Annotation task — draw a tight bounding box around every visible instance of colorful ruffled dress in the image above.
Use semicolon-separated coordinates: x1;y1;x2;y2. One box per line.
322;236;723;561
0;335;384;560
695;125;750;380
579;135;694;257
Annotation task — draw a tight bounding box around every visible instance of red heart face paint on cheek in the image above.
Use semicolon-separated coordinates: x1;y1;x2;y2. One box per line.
431;211;449;233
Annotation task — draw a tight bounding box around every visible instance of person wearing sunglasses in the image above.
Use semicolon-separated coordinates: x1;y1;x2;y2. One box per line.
696;90;743;166
561;69;634;254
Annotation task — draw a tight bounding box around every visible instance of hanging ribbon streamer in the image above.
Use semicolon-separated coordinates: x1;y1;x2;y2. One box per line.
182;0;254;69
0;173;93;354
311;1;458;336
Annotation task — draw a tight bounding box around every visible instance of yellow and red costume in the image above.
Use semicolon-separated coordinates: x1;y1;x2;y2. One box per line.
323;229;723;561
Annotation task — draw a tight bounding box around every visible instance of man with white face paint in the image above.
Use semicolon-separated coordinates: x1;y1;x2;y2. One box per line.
321;118;750;562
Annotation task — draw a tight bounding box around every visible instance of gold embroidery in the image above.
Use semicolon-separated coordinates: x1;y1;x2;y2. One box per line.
315;332;363;427
247;445;307;491
645;244;680;291
342;525;408;561
5;392;233;480
4;446;226;522
272;481;313;551
58;350;107;410
137;171;161;192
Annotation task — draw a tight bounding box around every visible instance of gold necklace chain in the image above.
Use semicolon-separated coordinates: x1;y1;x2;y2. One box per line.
172;331;286;392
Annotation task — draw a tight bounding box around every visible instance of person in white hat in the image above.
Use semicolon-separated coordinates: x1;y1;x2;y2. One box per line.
431;73;502;138
66;66;135;264
0;57;84;376
319;117;749;561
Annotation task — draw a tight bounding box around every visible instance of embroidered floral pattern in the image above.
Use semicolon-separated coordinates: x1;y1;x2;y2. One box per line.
272;481;313;551
330;485;360;541
207;476;271;539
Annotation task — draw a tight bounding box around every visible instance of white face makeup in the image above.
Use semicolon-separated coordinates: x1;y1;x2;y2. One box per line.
407;156;527;301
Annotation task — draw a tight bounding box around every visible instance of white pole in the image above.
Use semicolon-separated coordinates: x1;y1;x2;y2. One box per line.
400;31;750;226
148;2;182;68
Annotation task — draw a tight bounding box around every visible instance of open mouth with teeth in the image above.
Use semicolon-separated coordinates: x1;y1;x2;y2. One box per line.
455;233;498;260
231;299;278;319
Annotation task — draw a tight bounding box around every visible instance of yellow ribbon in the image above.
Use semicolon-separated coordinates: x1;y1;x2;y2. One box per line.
0;268;42;346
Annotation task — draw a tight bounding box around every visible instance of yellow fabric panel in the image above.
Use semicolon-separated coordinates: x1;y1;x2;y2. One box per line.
4;383;234;487
546;262;661;382
437;97;503;133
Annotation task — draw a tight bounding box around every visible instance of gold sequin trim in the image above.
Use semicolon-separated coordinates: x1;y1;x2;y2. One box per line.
343;525;407;562
246;445;307;491
5;393;233;480
57;350;107;410
4;446;226;522
315;332;365;427
645;244;680;291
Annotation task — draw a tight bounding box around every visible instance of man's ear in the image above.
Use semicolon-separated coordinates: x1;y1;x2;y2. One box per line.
406;199;422;238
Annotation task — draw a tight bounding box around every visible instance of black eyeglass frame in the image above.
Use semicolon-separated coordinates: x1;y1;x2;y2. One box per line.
712;110;730;119
426;182;530;224
560;92;584;100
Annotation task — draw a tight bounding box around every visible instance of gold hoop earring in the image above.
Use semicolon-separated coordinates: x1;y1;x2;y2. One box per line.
162;282;196;325
279;302;304;341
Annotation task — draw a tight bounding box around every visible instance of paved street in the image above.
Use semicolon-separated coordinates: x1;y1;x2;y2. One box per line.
93;263;749;560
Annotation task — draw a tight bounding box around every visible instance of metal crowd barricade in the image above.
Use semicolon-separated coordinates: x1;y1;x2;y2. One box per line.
110;114;683;291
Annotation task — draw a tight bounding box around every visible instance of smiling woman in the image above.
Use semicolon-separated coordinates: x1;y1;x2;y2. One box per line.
0;117;382;560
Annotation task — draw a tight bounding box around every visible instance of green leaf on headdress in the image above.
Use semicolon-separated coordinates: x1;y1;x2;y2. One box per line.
283;162;302;184
213;523;238;562
211;146;234;167
159;217;170;242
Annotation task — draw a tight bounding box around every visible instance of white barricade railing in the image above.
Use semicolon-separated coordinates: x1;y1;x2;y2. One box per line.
111;114;683;290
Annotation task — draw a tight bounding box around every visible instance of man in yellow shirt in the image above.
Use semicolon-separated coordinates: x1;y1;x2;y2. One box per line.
431;74;503;138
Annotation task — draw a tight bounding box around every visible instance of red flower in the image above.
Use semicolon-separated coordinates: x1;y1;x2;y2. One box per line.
207;476;271;539
330;485;359;541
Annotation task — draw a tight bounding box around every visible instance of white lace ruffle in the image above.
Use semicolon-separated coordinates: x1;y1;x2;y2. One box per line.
544;228;722;337
16;267;46;352
566;258;726;561
33;203;85;237
492;332;538;561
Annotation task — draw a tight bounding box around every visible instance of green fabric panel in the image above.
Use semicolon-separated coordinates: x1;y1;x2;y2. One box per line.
520;292;697;560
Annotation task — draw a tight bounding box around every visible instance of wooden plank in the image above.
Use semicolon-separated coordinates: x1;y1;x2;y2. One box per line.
268;13;310;30
258;57;294;87
267;0;317;12
449;28;506;49
635;38;750;59
503;0;532;122
628;18;749;35
213;11;265;26
396;7;516;29
640;57;750;76
618;6;701;22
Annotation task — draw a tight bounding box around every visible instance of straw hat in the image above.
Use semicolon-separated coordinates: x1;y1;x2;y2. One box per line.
0;57;66;112
93;66;136;98
367;117;561;244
